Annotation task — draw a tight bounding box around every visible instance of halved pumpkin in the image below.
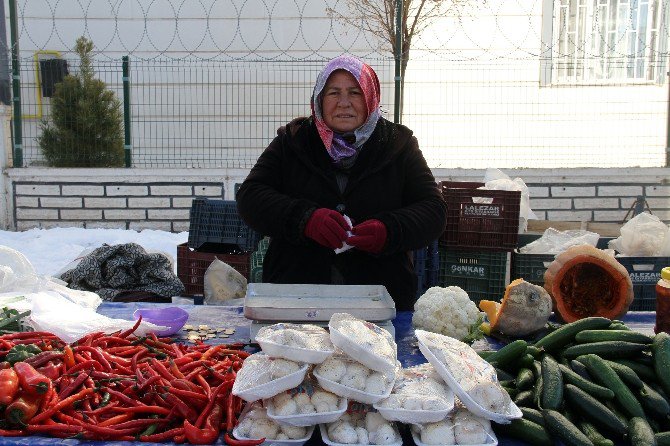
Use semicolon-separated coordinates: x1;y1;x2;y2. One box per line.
479;278;553;336
543;245;633;323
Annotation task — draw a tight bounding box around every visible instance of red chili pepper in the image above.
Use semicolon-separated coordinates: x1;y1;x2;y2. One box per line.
5;392;43;425
30;386;94;424
0;428;27;436
223;431;265;446
37;361;61;381
0;368;20;405
119;315;142;338
139;426;185;442
13;361;52;395
184;400;224;445
63;345;75;369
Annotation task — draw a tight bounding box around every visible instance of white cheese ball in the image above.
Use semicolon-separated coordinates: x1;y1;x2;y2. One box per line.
422;396;450;411
356;426;369;445
317;357;347;382
293;393;311;407
235;417;254;437
403;396;424;411
249;419;280;440
270;359;300;379
364;412;387;434
421;420;455;445
281;424;308;440
379;394;403;409
372;423;397;445
312;390;339;412
454;411;490;445
364;373;387;395
330;421;358;444
341;371;367;390
299;403;317;414
274;396;298;416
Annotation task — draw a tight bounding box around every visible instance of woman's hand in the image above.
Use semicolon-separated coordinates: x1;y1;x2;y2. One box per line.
347;219;387;254
304;208;351;249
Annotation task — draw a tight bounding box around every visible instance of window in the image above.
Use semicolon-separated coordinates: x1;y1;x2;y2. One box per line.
541;0;669;84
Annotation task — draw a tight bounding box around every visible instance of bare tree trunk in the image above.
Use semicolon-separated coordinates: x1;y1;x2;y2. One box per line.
399;49;409;120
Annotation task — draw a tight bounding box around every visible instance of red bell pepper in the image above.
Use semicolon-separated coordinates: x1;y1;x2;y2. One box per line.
37;361;61;381
13;361;52;395
5;392;42;425
0;368;20;405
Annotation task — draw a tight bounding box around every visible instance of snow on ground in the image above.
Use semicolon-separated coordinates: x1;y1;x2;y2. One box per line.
0;227;188;276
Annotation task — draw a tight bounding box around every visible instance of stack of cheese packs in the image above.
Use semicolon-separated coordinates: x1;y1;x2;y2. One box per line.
232;313;520;446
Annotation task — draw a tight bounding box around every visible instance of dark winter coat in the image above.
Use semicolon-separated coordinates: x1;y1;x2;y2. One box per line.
236;117;446;310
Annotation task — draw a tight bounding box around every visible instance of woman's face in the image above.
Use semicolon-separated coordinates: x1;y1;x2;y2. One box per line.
321;70;367;133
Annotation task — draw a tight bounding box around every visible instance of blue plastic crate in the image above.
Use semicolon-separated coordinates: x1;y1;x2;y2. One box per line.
414;240;439;298
187;198;260;252
616;256;670;311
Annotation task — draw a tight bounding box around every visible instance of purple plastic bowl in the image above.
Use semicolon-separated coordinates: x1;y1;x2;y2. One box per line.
133;307;189;336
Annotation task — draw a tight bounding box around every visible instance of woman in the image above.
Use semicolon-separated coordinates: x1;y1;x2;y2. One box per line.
236;55;446;311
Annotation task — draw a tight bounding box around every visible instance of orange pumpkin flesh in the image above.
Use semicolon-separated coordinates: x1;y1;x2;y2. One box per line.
544;245;633;323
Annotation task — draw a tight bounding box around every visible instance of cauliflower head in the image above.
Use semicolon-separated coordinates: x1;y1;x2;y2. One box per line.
412;286;483;342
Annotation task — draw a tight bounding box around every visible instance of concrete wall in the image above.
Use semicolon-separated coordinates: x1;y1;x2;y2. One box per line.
4;167;669;232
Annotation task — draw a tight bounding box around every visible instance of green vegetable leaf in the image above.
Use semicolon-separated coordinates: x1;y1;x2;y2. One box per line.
461;314;485;345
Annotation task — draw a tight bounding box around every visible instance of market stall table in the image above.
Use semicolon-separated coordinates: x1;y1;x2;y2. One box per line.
0;303;658;446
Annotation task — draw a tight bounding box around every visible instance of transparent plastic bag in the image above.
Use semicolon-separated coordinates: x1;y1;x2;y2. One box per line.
329;313;397;376
256;323;335;363
410;407;497;446
321;404;402;446
233;402;315;445
313;352;396;404
232;352;309;402
203;257;247;304
265;377;347;426
415;330;521;423
481;168;537;233
609;212;670;256
519;228;600;254
374;363;454;425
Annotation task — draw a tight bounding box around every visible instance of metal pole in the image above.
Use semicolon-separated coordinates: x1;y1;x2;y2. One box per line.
393;0;403;124
666;71;670;166
8;0;22;167
122;56;131;168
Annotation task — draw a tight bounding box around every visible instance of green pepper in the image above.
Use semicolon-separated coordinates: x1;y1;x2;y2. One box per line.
5;344;42;365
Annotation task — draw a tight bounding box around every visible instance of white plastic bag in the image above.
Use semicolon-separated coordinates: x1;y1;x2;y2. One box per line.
28;291;166;343
203;258;247;304
519;228;600;254
482;168;537;232
609;212;670;256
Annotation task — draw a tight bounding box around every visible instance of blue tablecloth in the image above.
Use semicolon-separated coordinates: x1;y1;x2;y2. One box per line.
0;305;658;446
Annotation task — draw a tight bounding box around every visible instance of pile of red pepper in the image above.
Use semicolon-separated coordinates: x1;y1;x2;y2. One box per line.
0;318;263;445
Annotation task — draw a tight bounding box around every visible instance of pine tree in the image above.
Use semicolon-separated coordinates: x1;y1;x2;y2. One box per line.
39;37;124;167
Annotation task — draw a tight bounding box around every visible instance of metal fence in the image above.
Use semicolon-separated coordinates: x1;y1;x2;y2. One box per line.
6;0;670;169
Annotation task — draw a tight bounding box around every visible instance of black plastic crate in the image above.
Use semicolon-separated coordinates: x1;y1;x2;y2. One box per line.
187;198;260;252
440;181;521;251
413;240;439;298
176;243;250;296
437;247;508;304
511;252;556;286
616;256;670;311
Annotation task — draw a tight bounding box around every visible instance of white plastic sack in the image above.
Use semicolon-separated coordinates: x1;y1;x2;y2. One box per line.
28;291;167;343
608;212;670;256
203;258;247;304
519;228;600;254
482;168;537;232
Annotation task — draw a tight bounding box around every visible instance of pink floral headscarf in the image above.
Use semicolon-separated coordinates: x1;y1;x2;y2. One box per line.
311;55;381;163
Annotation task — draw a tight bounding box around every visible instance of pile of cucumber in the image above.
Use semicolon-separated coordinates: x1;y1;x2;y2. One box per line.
480;317;670;446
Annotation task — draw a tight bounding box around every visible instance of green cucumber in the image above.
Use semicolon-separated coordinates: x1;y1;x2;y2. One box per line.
559;363;615;400
562;341;648;359
477;350;496;359
502;386;519;399
534;317;611;351
571;359;593;380
514;389;534;407
563;384;628;436
516;368;534;391
656;432;670;446
494;367;515;381
610;359;657;383
542;409;595;446
493;418;553;446
520;407;545;426
653;333;670;396
486;339;528;369
541;354;563;410
526;345;543;358
604;360;645;390
519;353;535;369
575;330;654;344
580;354;646;419
578;420;615;446
638;382;670;420
608;322;631;330
629;417;657;446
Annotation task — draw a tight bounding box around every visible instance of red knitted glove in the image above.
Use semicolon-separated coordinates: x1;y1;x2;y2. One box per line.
304;208;351;249
347;219;387;254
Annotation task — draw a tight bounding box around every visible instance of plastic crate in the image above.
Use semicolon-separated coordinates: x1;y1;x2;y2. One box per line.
176;243;251;296
249;237;270;283
616;256;670;311
187;198;260;252
437;247;509;304
440;181;521;251
511;252;556;286
413;240;439;298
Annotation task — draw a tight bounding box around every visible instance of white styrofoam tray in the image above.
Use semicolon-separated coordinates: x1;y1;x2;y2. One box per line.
232;404;316;446
410;425;499;446
319;423;403;446
258;337;334;364
266;395;348;427
313;369;393;405
373;390;454;425
232;359;309;402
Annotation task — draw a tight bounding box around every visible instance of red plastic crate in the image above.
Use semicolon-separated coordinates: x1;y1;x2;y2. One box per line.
440;181;521;251
176;243;250;296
